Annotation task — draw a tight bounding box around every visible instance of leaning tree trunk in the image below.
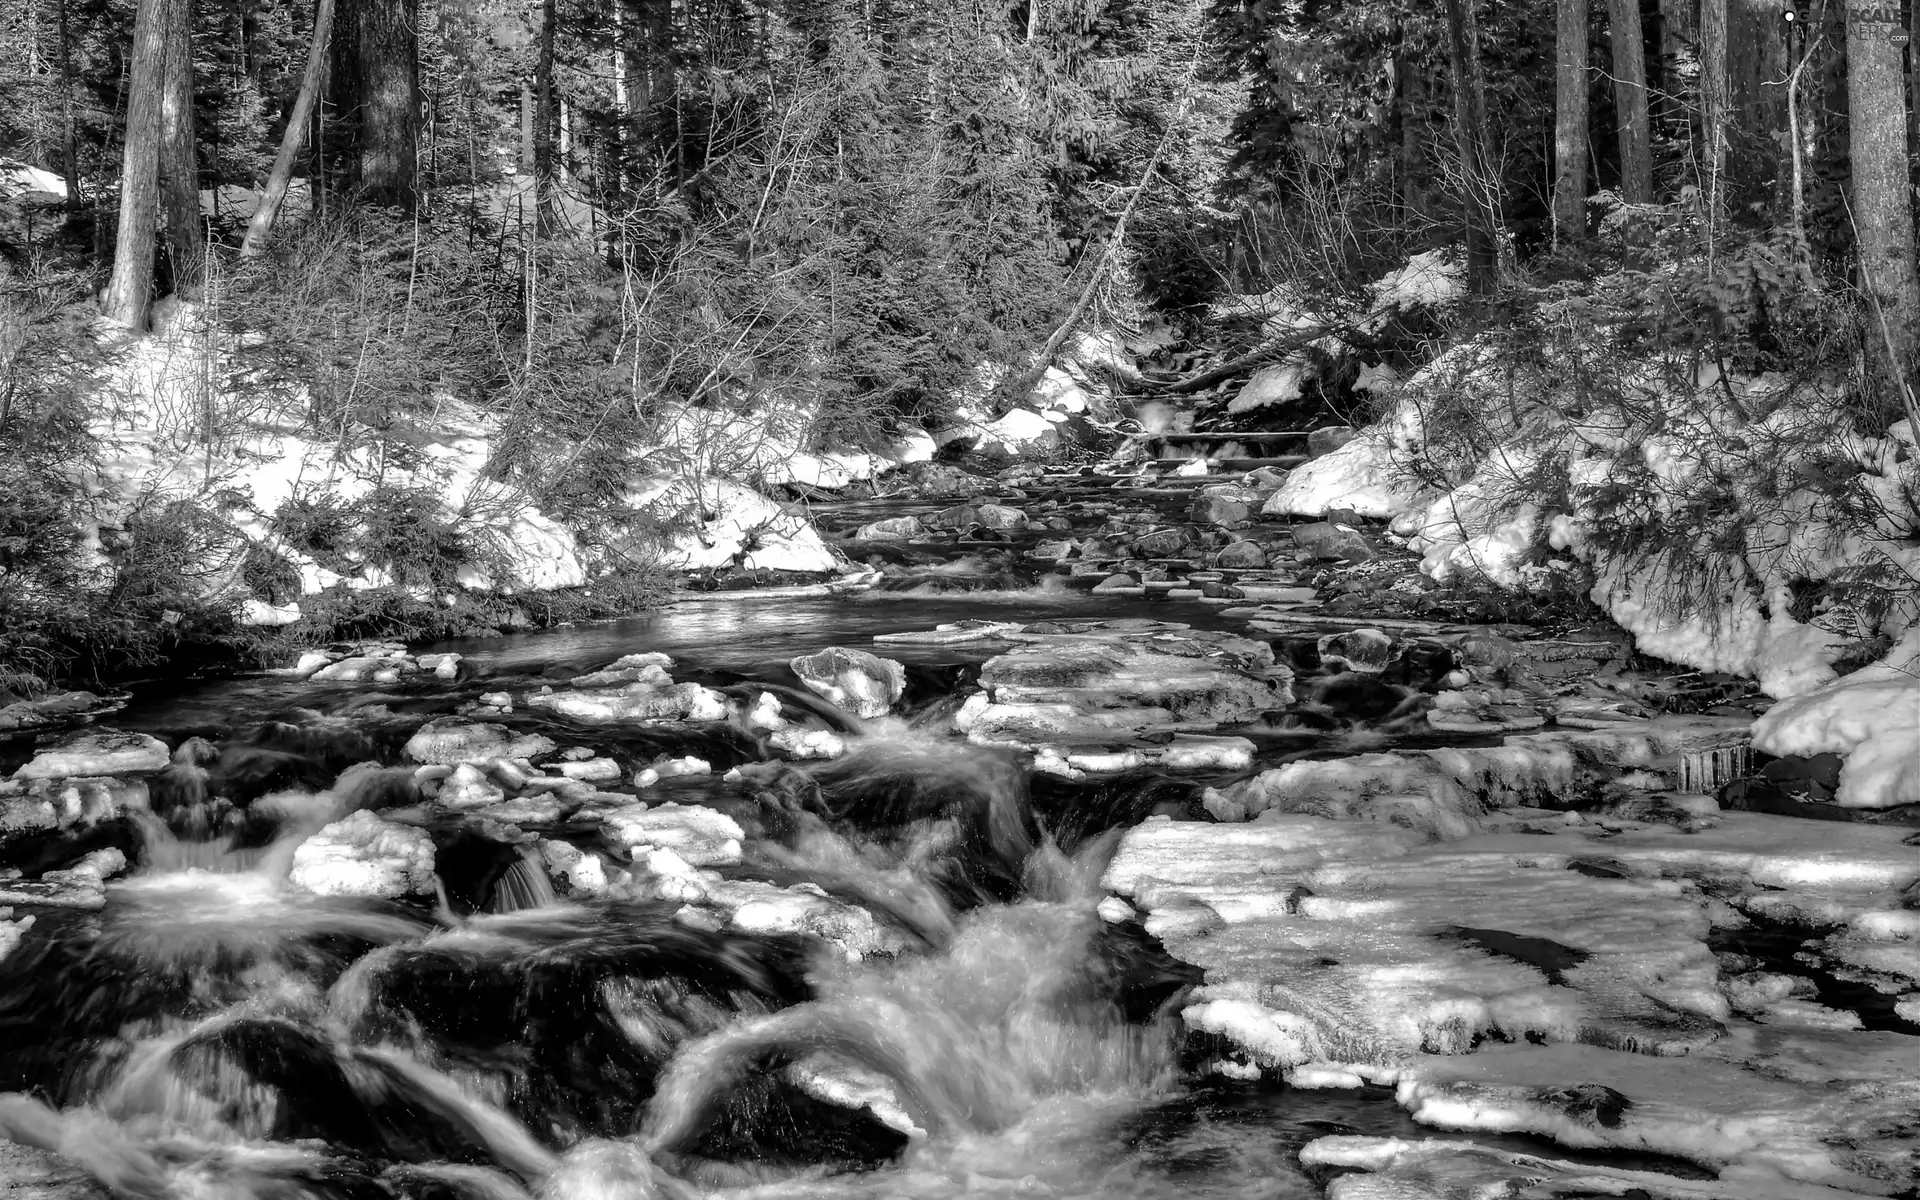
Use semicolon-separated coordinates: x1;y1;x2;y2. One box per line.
103;0;173;330
1553;0;1591;242
1846;0;1920;380
330;0;419;208
159;0;201;298
241;0;335;256
1446;0;1501;291
1608;0;1654;202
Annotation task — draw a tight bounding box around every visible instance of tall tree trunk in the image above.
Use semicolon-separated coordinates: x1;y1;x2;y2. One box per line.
534;0;557;232
1609;0;1654;201
1395;55;1428;222
1847;0;1920;377
159;0;201;298
241;0;335;256
1699;0;1729;211
1446;0;1500;291
56;0;81;213
520;83;535;172
104;0;172;330
1554;0;1591;241
329;0;419;208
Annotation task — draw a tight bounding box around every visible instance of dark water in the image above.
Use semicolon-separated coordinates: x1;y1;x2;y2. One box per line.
0;581;1684;1199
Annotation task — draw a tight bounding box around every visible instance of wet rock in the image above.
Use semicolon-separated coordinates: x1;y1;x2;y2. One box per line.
1213;540;1266;569
958;634;1289;745
288;810;436;898
1;776;145;839
1307;426;1357;458
790;647;907;719
1091;573;1141;593
853;515;926;541
11;730;168;781
1132;527;1193;558
975;503;1029;531
539;839;615;897
601;802;743;867
1289;521;1375;563
404;719;557;765
309;656;415;684
0;690;117;732
1190;487;1255;527
526;680;729;724
1317;628;1395;673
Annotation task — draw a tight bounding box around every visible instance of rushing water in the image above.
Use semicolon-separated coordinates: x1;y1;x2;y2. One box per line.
1;583;1661;1199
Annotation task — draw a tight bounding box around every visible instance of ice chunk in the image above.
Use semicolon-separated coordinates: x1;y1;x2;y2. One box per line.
11;730;169;780
288;810;436;898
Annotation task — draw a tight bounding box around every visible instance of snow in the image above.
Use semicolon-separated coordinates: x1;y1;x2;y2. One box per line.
1749;628;1920;809
288;810;437;898
627;475;838;574
0;158;67;202
599;803;743;867
1229;362;1310;414
1262;397;1427;519
11;731;170;780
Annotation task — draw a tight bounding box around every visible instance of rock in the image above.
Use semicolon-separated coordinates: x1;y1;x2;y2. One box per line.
540;839;614;897
1290;521;1374;562
601;803;743;867
1308;426;1358;458
438;762;507;808
1190;490;1254;527
1091;573;1141;593
11;731;169;780
288;810;436;898
790;647;907;719
404;719;557;765
649;756;711;778
853;515;926;541
1213;540;1267;569
975;503;1029;531
525;681;729;724
1318;628;1395;673
1244;466;1290;494
958;634;1289;745
289;651;334;677
1132;528;1192;558
556;758;623;783
309;656;414;683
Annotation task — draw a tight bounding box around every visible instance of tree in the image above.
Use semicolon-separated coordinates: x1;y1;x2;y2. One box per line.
1846;0;1920;377
328;0;420;208
1698;0;1728;212
103;0;182;330
241;0;336;255
160;0;202;295
1608;0;1652;202
1446;0;1500;290
1552;0;1589;242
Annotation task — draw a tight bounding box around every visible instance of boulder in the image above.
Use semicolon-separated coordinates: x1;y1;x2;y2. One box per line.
790;647;907;719
1291;521;1375;562
1213;540;1267;570
854;515;925;541
310;656;414;683
1091;573;1140;593
975;503;1029;531
1132;527;1193;558
1190;493;1252;527
1318;628;1396;673
289;810;436;897
405;719;558;765
12;731;169;780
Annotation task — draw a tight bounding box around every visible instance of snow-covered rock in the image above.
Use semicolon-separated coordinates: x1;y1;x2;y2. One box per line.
288;810;436;898
1749;630;1920;809
600;803;743;867
11;731;169;780
404;719;556;765
789;647;906;719
627;476;838;573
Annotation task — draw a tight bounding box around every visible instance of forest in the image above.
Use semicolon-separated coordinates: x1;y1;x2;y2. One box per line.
0;0;1916;692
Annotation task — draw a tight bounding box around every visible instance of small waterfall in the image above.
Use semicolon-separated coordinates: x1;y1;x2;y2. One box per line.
490;845;560;913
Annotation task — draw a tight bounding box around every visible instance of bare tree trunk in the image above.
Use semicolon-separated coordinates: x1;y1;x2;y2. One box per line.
1608;0;1654;202
520;83;535;173
159;0;201;297
1699;0;1729;212
1446;0;1501;291
241;0;335;256
534;0;556;233
1847;0;1920;377
104;0;171;330
1553;0;1591;241
329;0;418;208
56;0;81;213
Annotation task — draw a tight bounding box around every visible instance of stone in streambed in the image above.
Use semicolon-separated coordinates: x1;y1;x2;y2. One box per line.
405;719;557;765
1132;527;1194;558
1307;426;1357;458
790;646;907;719
1318;628;1395;673
1214;540;1267;569
525;681;729;724
854;515;926;541
11;730;168;780
288;810;436;898
1290;521;1375;563
601;803;742;867
1190;491;1254;528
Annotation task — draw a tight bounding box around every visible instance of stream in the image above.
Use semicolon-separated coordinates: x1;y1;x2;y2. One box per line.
1;479;1911;1200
